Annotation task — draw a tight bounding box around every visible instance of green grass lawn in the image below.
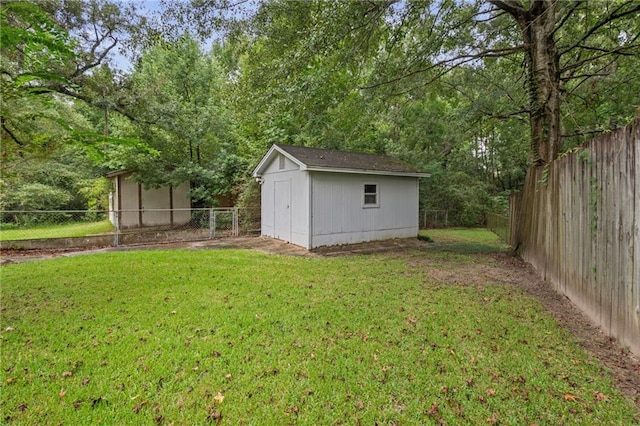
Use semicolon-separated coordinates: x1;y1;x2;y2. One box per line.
0;220;113;241
2;233;637;424
420;227;511;254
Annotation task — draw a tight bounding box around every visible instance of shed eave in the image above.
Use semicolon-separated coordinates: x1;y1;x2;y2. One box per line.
303;166;430;178
105;169;132;178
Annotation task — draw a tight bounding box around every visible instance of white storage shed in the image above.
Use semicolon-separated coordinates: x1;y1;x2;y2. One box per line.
252;144;430;249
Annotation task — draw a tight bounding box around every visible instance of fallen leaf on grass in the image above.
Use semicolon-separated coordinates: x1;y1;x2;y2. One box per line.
17;403;28;412
563;393;578;401
59;388;67;398
213;392;225;404
6;377;18;385
62;371;73;378
81;377;91;386
206;410;222;424
424;402;439;416
486;388;496;396
595;392;608;401
133;400;148;414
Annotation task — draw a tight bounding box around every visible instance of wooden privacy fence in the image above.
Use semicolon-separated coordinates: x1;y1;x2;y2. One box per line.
510;119;639;356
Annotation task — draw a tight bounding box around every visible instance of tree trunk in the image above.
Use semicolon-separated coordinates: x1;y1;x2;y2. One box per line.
493;0;561;164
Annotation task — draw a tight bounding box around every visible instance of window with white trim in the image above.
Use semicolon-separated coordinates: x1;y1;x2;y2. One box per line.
363;183;379;207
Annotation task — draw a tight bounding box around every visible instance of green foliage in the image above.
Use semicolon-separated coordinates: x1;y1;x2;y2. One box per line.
0;147;109;224
420;162;494;227
4;0;639;225
3;183;72;211
101;34;241;206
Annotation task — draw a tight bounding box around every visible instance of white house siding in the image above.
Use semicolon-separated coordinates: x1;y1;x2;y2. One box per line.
309;172;418;248
260;154;310;247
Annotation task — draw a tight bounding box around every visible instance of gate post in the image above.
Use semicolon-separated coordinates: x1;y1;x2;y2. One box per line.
209;208;214;239
233;207;239;237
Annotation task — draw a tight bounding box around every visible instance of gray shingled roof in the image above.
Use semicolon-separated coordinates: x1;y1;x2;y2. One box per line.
275;144;424;174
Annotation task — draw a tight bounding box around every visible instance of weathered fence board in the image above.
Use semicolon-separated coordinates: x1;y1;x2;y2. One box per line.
510;119;639;356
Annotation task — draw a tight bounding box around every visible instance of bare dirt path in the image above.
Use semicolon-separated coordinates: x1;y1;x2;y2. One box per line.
2;237;639;407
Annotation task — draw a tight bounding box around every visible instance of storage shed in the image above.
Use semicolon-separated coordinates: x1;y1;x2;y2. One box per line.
252;144;430;249
106;170;191;228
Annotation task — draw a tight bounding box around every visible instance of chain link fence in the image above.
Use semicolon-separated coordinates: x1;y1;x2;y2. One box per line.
419;209;449;229
0;208;261;250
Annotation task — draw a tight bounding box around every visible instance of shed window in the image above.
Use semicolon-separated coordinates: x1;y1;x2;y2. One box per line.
279;155;285;170
363;184;378;207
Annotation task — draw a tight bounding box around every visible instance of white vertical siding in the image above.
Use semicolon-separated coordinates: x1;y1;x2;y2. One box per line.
141;186;170;226
260;153;310;247
118;177;140;228
310;172;418;248
172;182;191;225
113;176;190;228
140;182;191;226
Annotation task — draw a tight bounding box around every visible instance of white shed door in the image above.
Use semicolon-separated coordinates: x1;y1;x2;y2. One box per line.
274;180;291;241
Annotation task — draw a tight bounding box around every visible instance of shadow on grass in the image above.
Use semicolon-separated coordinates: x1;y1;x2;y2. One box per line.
418;229;509;255
425;241;508;254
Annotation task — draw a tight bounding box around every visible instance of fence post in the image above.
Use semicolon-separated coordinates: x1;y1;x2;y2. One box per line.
113;211;119;247
444;211;448;228
209;208;214;239
233;207;239;237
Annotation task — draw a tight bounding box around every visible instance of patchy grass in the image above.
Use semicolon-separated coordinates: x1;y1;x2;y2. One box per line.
2;247;637;424
420;228;510;254
0;220;113;241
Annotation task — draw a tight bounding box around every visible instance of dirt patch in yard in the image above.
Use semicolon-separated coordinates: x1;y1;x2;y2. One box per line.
408;250;640;408
487;253;640;408
1;237;639;407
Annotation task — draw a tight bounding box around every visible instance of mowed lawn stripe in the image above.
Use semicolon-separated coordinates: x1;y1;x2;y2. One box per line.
2;249;637;424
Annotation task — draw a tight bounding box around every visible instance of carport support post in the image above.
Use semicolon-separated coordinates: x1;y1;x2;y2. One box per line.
209;208;215;239
113;211;120;247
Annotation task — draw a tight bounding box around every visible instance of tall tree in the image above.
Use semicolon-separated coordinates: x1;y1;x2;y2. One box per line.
106;35;241;206
1;0;148;164
488;0;640;163
253;0;638;164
